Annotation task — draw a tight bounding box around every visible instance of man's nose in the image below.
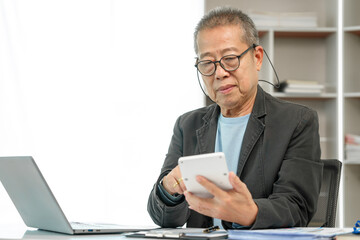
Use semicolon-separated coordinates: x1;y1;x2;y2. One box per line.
214;62;229;79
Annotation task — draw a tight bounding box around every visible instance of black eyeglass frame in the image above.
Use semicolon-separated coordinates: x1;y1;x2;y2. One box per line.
195;44;258;76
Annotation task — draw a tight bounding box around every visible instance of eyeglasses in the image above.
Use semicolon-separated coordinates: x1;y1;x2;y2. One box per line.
195;44;256;76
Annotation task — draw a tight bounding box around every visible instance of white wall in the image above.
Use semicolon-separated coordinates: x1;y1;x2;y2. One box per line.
0;0;204;226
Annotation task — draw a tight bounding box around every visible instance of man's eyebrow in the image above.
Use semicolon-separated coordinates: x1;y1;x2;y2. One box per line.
199;47;241;60
221;47;241;55
199;52;212;59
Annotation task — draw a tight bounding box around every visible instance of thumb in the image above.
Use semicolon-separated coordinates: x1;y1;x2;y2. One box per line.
229;171;244;192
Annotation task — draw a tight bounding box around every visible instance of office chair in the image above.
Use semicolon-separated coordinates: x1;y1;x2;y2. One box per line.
308;159;342;227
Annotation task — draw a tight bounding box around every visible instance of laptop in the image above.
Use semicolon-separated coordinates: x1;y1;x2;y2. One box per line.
0;156;157;235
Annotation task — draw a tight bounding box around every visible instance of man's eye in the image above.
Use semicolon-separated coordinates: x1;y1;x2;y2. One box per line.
199;61;213;66
223;56;237;62
199;61;212;66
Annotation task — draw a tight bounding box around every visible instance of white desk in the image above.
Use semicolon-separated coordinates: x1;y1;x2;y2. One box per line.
0;224;140;240
1;224;360;240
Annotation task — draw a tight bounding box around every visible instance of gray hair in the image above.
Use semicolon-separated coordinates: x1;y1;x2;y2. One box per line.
194;7;259;54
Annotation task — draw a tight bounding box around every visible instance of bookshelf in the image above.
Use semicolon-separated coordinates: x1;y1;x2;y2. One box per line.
204;0;359;227
343;0;360;228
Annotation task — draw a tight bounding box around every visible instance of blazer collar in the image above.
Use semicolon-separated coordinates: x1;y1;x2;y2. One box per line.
196;104;220;154
237;85;267;175
252;85;267;119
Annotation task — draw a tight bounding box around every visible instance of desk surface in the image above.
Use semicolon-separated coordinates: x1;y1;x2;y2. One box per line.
1;224;359;240
0;224;139;240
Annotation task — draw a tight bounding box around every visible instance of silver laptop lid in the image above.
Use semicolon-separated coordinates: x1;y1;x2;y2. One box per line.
0;156;74;234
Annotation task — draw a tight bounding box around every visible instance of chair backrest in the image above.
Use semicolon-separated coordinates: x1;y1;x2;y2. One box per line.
308;159;342;227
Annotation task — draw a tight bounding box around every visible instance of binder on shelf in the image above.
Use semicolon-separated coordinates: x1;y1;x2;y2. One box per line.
247;10;318;28
345;134;360;162
277;79;325;95
345;134;360;145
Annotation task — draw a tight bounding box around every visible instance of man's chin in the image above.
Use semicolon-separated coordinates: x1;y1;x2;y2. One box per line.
216;98;239;109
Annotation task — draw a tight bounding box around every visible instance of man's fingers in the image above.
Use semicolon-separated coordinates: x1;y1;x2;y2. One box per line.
184;191;211;213
229;171;246;193
171;177;185;194
173;183;184;194
196;175;226;198
162;175;180;195
185;190;224;220
162;166;185;195
178;177;187;191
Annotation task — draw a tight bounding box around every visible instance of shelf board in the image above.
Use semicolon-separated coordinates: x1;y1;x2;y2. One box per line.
258;27;336;38
272;92;337;100
344;26;360;36
320;137;330;143
344;92;360;98
344;159;360;165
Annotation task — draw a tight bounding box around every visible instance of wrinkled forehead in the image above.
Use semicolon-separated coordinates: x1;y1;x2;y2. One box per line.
195;24;245;54
196;25;246;57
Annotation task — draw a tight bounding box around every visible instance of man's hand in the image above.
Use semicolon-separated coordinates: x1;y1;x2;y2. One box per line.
184;172;258;226
162;166;187;195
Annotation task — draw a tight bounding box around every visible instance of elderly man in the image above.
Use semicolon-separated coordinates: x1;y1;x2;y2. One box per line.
147;7;323;229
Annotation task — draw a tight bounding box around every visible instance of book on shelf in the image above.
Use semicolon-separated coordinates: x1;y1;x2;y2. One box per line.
284;84;325;89
277;79;325;94
345;145;360;160
284;88;323;94
345;134;360;145
247;10;318;28
285;80;320;85
345;134;360;161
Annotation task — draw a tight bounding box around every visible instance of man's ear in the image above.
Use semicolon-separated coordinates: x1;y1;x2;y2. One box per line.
254;45;264;71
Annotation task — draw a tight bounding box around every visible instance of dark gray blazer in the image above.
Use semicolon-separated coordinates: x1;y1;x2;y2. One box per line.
147;85;323;229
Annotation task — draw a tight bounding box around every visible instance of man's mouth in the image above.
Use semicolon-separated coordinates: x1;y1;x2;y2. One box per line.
218;85;235;94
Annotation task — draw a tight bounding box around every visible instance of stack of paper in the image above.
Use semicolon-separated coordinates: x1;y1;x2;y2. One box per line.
228;228;353;240
278;79;325;94
345;134;360;161
248;11;318;28
125;228;228;239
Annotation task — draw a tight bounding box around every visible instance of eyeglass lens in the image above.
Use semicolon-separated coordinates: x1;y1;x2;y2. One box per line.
196;45;253;76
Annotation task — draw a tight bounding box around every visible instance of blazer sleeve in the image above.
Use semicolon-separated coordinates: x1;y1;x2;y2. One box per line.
252;108;323;229
147;116;191;227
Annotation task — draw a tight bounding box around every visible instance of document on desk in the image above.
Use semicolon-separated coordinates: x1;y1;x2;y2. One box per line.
228;227;353;240
125;228;228;239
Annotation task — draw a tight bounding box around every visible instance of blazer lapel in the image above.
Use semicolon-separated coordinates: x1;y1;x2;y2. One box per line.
196;104;220;154
237;86;267;176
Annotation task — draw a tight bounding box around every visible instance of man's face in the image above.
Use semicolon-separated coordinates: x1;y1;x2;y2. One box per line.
196;25;263;115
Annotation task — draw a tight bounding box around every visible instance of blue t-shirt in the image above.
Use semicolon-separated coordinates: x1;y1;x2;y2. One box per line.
215;113;250;173
214;113;250;228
